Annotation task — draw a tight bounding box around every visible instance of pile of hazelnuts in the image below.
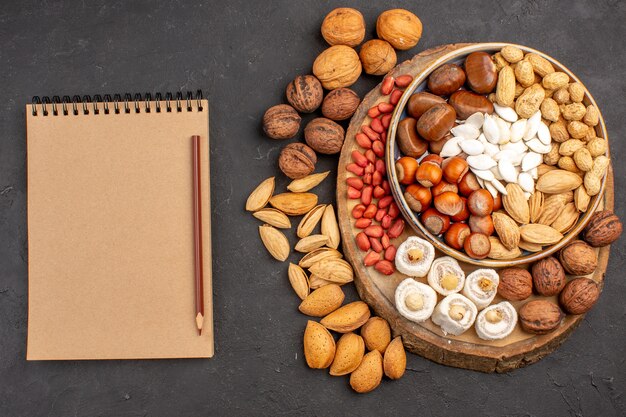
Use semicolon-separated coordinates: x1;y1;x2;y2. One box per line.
393;52;501;259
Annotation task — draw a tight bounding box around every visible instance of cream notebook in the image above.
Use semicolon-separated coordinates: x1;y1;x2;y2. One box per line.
26;92;213;360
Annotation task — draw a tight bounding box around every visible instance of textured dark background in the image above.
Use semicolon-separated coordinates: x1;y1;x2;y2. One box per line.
1;0;625;416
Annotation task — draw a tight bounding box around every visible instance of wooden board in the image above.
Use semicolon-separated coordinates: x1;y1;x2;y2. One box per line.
336;44;614;373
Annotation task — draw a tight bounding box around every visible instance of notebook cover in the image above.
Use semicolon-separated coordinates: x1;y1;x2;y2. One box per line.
26;99;213;360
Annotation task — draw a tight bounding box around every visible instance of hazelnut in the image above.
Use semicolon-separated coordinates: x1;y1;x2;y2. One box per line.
531;256;566;296
376;9;422;50
405;292;424;311
434;191;463;217
278;143;317;179
304;118;345;155
395;156;419;185
463;232;491;259
263;104;301;140
444;223;470;250
321;88;360;121
583;210;623;247
313;45;362;90
359;39;397;75
421;207;450;235
442;156;469;184
485;309;503;323
448;304;466;320
498;268;533;301
416;162;443;188
458;172;481;197
467;189;494;216
559;240;598;276
404;184;431;213
559;278;600;314
450;197;470;222
432;180;458;197
519;300;564;334
285;75;323;113
321;8;365;47
468;215;494;236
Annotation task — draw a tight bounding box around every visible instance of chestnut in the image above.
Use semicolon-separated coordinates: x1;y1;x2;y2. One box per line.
442;156;469;184
449;90;494;120
421;154;444;166
464;51;497;94
429;133;453;155
397;117;428;158
468;214;495;236
463;232;491;259
427;63;466;96
458;171;481;196
445;223;470;250
451;197;470;222
407;92;446;118
415;162;443;188
395;156;418;185
421;207;451;235
467;189;494;216
434;191;463;216
432;180;458;197
405;184;432;213
416;103;456;142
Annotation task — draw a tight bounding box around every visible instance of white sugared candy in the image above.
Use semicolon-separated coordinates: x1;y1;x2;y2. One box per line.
427;256;465;296
394;278;438;323
453;110;552;199
431;293;478;336
475;301;518;341
461;269;499;310
395;236;435;277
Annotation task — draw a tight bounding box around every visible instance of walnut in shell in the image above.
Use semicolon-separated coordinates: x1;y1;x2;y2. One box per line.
519;300;564;334
583;210;623;247
304;118;345;155
278;143;317;179
531;257;566;296
559;278;600;314
321;88;360;121
313;45;362;90
321;7;365;47
497;268;532;301
262;104;301;140
559;240;597;276
376;9;422;50
359;39;397;76
285;75;323;113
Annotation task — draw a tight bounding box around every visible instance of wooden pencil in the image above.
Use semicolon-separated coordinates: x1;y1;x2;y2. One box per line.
192;135;204;336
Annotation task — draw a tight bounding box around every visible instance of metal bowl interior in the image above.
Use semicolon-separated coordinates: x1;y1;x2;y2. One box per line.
386;42;609;267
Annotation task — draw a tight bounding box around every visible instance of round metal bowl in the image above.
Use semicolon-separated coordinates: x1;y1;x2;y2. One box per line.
385;43;609;267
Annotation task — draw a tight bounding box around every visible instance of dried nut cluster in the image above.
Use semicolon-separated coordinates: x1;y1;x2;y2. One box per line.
393;45;615;260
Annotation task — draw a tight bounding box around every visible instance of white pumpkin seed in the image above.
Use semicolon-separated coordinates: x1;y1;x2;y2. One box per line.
494;149;516;162
440;137;463;157
465;112;485;129
493;103;519;122
530;167;538;179
523;111;542;141
483;114;500;144
498;158;518;183
490;166;504;180
484;142;500;157
485;181;498;198
510;119;527;143
518;172;535;193
521;152;542;172
490;178;508;195
501;141;527;154
451;124;480;140
467;154;497;170
526;138;552;154
472;168;495;181
459;139;484;155
496;117;511;145
537;122;551;145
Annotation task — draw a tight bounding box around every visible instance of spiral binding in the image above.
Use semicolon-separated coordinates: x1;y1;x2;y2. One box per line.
31;90;204;116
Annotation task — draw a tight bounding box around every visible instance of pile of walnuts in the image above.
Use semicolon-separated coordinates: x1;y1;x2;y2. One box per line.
262;8;423;179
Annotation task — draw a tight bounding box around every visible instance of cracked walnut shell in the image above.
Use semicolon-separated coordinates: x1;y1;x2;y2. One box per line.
313;45;362;90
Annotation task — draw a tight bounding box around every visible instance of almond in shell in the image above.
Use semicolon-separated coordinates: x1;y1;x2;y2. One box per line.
360;317;391;354
520;224;563;245
492;211;521;250
383;336;406;380
308;258;354;284
287;171;330;193
259;224;290;261
488;236;522;259
297;205;326;238
536;194;567;225
535;169;583;194
269;192;318;216
246;177;275;211
309;275;335;290
349;350;383;394
329;332;365;376
528;191;544;223
321;204;341;249
503;183;530;224
299;247;343;268
321;301;371;333
551;202;579;233
252;208;291;229
299;284;345;317
518;239;542;252
295;234;329;253
288;263;310;300
303;320;336;369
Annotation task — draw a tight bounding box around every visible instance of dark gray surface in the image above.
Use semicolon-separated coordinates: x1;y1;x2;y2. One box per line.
1;0;625;416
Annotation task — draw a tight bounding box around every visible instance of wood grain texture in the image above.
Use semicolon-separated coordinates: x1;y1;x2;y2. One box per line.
336;44;614;373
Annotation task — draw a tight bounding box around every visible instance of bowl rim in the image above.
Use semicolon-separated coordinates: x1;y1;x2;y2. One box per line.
386;42;609;267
